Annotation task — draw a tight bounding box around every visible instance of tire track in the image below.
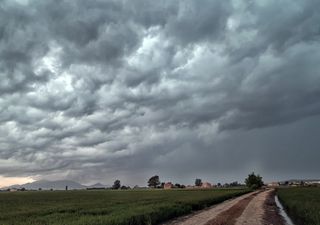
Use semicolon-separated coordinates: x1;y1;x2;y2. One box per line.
204;192;259;225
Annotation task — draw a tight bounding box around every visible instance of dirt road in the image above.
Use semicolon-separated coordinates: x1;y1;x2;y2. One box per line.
161;189;285;225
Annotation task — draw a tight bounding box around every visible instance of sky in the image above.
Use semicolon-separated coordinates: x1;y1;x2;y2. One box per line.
0;0;320;188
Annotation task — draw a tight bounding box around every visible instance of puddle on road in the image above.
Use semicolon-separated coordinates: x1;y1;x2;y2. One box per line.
275;195;295;225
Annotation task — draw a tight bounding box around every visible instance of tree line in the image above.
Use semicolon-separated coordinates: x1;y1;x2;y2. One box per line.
110;172;263;190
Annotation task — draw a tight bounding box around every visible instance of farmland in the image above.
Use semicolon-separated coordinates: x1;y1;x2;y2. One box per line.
0;188;248;225
277;187;320;225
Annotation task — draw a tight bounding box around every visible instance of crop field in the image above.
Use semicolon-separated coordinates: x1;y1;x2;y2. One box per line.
277;187;320;225
0;188;248;225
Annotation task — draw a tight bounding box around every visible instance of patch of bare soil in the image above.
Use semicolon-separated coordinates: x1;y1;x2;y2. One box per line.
262;190;285;225
204;192;259;225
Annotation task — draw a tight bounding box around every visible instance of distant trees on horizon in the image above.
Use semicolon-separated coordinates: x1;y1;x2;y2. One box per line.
245;172;264;189
112;180;121;189
195;178;202;187
148;175;161;188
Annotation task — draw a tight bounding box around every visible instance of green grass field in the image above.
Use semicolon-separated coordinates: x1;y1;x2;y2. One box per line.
277;187;320;225
0;188;248;225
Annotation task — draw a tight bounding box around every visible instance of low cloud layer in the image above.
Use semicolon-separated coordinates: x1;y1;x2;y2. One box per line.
1;0;320;185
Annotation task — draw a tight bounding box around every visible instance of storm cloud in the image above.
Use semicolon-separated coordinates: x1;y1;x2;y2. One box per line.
0;0;320;185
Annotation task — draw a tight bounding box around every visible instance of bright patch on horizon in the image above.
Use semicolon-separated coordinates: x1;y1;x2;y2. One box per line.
0;176;35;188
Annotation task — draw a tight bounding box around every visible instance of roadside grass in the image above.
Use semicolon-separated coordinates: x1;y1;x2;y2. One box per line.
277;187;320;225
0;188;248;225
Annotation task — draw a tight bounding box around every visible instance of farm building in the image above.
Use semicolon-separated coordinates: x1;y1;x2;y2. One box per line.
267;182;280;187
164;182;173;189
201;182;212;188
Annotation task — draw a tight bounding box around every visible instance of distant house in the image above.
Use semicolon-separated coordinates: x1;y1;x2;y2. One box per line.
201;182;212;189
277;179;320;187
164;182;173;189
267;182;280;187
304;180;320;186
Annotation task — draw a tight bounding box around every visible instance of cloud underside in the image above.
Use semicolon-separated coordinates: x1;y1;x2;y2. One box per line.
0;0;320;184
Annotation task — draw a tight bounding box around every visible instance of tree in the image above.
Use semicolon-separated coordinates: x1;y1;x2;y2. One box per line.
148;175;160;188
230;181;239;187
112;180;121;189
195;178;202;187
245;172;263;189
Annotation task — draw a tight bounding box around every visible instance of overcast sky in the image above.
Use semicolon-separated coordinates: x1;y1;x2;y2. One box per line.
0;0;320;187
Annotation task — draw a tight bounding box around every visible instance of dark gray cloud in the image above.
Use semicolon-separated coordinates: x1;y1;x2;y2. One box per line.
0;0;320;186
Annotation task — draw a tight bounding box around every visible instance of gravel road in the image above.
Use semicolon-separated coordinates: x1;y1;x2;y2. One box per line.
161;189;285;225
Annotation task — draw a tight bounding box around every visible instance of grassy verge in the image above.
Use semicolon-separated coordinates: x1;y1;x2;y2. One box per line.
277;187;320;225
0;188;249;225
